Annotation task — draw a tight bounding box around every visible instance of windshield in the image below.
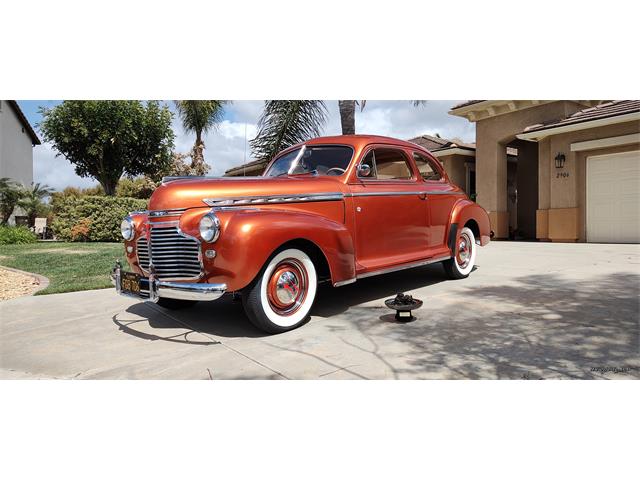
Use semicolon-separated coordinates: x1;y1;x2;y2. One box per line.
264;145;353;177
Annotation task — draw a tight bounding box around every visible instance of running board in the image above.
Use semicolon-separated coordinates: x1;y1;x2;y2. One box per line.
333;255;452;287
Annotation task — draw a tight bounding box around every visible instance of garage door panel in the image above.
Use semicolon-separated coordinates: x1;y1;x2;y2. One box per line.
587;150;640;244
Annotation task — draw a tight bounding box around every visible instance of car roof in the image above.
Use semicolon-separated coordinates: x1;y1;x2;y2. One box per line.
304;134;425;151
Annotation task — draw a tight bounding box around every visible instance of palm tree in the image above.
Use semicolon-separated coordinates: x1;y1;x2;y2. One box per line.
17;183;53;227
0;177;21;225
251;100;427;162
174;100;228;174
250;101;328;162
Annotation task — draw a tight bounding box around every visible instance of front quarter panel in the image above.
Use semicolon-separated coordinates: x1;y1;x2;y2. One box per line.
201;208;356;291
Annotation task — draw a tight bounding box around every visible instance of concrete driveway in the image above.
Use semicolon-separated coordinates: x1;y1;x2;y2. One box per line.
1;242;638;379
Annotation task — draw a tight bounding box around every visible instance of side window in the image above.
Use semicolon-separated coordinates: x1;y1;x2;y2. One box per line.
359;148;413;180
413;152;443;181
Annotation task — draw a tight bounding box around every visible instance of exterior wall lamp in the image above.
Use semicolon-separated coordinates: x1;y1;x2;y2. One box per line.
555;153;566;169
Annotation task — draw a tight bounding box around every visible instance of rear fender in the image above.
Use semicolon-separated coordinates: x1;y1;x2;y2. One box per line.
448;200;491;252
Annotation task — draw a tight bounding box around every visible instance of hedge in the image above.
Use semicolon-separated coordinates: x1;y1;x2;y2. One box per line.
52;196;147;242
0;225;37;245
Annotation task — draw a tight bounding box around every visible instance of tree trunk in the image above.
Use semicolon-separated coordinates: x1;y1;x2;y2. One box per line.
191;130;207;175
102;179;117;196
338;100;356;135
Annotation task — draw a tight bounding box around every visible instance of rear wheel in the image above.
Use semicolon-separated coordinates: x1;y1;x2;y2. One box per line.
242;248;317;334
443;226;477;279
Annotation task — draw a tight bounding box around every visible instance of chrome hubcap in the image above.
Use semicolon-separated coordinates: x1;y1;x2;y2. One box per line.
267;259;308;316
275;270;300;305
457;234;472;268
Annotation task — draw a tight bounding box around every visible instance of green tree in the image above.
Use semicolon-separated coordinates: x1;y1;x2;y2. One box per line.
174;100;228;174
17;182;54;227
250;101;328;162
39;101;175;195
251;100;427;162
0;178;22;225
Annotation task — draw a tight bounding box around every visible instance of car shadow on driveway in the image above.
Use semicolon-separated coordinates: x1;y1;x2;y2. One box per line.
113;263;452;343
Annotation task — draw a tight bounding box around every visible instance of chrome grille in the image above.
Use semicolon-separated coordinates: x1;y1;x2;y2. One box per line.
137;237;150;272
149;226;202;279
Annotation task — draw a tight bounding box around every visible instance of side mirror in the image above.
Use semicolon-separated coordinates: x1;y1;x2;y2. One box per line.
357;163;372;178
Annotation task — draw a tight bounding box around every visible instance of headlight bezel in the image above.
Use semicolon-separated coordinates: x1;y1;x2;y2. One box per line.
120;216;135;241
199;212;221;243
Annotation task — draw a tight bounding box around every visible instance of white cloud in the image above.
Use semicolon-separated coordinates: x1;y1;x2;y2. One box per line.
34;100;475;187
33;143;100;191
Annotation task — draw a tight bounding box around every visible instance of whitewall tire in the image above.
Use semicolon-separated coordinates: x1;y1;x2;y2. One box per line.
242;248;317;334
443;226;477;279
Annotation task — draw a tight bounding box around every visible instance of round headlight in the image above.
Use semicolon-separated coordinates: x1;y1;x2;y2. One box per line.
199;212;220;242
121;216;134;241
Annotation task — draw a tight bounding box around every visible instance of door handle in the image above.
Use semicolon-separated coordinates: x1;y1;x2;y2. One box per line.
418;192;427;200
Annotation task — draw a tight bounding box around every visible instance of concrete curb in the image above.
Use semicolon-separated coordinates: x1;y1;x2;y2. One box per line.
0;265;50;296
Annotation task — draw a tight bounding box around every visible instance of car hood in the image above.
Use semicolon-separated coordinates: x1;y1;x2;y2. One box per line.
148;176;347;211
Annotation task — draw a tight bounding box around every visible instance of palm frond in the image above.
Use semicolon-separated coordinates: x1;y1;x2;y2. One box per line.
174;100;228;137
250;101;328;162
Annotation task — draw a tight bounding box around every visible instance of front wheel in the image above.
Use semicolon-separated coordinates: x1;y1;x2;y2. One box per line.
242;248;318;334
443;226;477;279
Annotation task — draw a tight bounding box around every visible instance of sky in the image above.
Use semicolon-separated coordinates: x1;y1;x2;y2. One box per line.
17;100;476;191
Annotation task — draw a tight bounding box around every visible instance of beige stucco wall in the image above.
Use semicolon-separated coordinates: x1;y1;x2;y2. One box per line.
537;120;640;242
474;101;590;238
439;154;471;193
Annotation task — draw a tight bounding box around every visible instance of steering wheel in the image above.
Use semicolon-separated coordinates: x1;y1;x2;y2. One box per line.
326;167;346;176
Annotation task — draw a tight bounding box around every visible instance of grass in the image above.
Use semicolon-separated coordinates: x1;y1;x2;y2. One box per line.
0;242;126;295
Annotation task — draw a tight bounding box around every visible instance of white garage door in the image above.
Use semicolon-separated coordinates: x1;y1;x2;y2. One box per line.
587;150;640;243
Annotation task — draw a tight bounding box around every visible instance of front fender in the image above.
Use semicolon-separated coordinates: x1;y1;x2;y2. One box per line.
449;200;491;247
202;209;356;291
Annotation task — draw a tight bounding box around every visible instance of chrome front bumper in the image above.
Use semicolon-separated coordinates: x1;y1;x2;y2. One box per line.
111;263;226;302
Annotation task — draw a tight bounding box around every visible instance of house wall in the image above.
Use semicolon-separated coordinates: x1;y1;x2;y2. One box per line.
536;120;640;242
0;101;35;224
438;154;469;192
0;100;34;187
474;101;589;238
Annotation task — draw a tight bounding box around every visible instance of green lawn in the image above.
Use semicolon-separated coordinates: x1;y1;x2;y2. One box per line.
0;242;126;295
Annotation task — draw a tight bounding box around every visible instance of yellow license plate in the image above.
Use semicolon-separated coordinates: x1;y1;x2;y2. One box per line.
120;271;141;295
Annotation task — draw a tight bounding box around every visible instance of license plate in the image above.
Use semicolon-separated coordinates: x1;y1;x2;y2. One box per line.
119;271;141;296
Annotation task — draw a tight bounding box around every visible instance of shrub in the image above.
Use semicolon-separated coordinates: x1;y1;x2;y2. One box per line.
0;225;37;244
70;218;92;241
52;196;147;242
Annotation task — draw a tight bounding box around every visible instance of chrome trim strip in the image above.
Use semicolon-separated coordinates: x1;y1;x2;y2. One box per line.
356;255;452;279
203;192;344;207
148;208;187;218
333;278;356;287
345;191;427;197
425;190;466;196
344;190;465;197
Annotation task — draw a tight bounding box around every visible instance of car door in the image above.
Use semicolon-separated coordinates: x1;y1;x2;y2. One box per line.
348;145;429;272
412;151;460;250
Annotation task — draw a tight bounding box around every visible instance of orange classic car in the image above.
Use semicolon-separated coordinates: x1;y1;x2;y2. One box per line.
113;135;490;333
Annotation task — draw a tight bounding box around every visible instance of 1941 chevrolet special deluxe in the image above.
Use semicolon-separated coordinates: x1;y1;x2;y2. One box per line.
113;135;491;333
